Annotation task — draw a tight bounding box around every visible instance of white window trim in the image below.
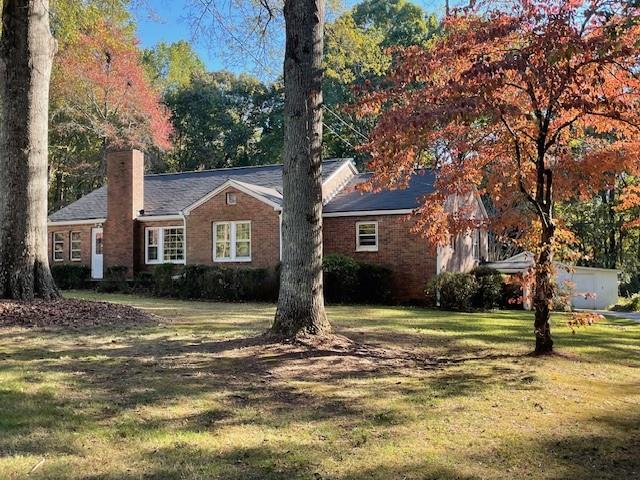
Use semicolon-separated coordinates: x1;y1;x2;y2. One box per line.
145;226;186;265
213;221;252;263
70;231;82;262
356;221;379;252
53;232;64;262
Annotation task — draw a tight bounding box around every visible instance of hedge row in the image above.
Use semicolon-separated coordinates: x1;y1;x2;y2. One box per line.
323;254;393;304
52;257;394;305
51;264;91;290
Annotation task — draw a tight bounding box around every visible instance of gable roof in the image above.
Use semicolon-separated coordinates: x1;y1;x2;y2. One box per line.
48;161;441;223
49;160;348;222
323;171;436;214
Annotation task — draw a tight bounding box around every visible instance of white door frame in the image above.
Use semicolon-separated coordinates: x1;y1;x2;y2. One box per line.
91;227;104;279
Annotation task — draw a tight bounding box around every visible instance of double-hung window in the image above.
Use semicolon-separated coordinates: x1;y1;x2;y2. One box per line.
214;221;251;262
145;226;185;264
70;232;82;261
53;232;64;262
356;221;378;252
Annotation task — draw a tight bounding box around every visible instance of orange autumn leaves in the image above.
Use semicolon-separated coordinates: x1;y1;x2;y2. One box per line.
355;0;640;250
53;20;172;153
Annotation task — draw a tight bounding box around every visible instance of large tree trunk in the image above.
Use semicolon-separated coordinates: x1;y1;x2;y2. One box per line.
0;0;58;300
533;224;555;355
272;0;330;337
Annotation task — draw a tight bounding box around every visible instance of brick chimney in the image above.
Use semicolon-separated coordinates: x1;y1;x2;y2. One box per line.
104;150;144;278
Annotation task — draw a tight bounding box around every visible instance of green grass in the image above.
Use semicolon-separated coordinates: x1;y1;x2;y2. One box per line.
0;291;639;480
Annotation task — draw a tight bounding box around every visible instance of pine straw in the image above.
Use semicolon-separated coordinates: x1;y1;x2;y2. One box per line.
0;298;160;329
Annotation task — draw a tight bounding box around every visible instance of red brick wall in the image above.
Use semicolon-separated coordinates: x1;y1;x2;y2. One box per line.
104;150;145;278
323;215;437;301
47;224;96;268
185;187;280;268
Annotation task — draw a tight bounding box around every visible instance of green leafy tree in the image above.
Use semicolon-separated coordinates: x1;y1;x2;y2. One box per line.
143;41;205;91
323;0;439;160
163;71;283;172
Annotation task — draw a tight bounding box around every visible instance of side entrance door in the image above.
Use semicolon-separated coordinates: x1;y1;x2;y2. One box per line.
91;227;104;279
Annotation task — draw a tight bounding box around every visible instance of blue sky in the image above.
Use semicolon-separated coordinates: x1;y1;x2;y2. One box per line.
132;0;449;79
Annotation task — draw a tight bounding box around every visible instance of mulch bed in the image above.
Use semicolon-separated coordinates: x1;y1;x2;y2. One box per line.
0;298;160;329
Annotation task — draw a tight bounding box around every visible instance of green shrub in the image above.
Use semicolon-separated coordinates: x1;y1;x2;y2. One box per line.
356;262;393;304
611;294;640;312
175;265;279;302
426;272;477;311
471;266;504;310
97;266;129;293
620;273;640;297
131;272;154;293
153;264;176;297
51;264;91;290
323;254;360;303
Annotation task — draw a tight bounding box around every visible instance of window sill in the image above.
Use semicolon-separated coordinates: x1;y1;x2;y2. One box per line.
145;260;186;265
214;257;252;263
356;247;378;252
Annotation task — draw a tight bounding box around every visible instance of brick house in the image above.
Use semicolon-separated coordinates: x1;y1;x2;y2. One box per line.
48;150;488;302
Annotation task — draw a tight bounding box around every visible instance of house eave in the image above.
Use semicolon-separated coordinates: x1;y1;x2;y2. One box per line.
48;218;106;226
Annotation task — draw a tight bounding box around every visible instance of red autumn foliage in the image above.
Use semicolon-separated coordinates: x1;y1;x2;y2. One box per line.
53;20;172;153
355;0;640;353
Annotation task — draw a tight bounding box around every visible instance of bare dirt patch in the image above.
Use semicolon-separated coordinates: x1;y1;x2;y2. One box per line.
0;298;160;329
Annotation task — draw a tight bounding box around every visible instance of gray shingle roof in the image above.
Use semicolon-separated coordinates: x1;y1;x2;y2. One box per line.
49;160;347;222
323;171;436;213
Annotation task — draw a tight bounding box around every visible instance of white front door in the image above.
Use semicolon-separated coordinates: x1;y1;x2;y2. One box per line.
91;228;104;279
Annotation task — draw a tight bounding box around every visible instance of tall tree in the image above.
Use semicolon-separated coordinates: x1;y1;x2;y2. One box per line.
163;72;283;172
0;0;58;299
323;0;439;160
356;0;640;353
271;0;331;336
51;20;171;189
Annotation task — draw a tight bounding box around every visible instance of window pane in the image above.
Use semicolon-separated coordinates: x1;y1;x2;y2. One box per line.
358;224;376;235
53;233;64;260
236;241;250;258
70;232;81;260
215;224;231;259
359;235;377;246
146;229;157;261
216;224;230;241
163;228;184;261
236;222;250;241
95;232;103;255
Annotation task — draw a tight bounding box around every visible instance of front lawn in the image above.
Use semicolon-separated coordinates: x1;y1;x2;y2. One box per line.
0;292;639;479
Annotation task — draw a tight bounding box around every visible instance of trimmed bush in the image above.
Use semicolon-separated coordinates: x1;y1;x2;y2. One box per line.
471;266;504;310
322;255;393;304
131;272;154;293
426;272;477;311
51;264;91;290
356;262;392;304
97;266;129;293
153;264;176;297
175;265;279;302
323;254;360;303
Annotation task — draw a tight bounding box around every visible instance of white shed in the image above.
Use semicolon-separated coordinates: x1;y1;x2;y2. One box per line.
487;252;619;310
